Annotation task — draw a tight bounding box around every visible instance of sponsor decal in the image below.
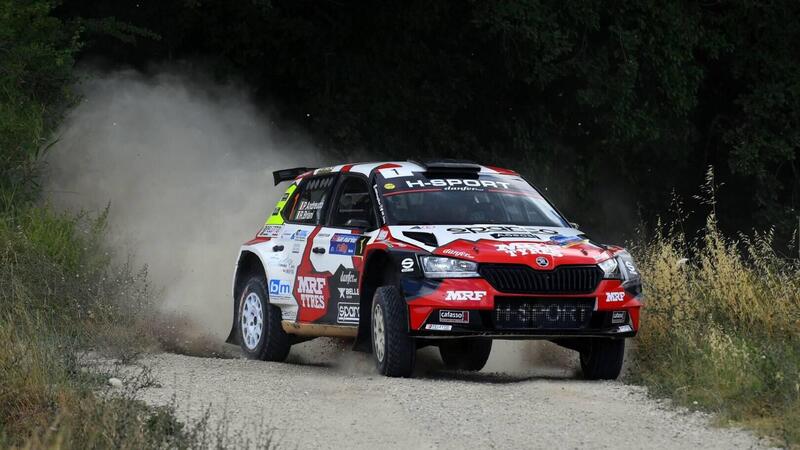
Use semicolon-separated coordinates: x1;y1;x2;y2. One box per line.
406;179;511;190
606;291;625;302
442;248;475;259
617;325;633;333
331;266;359;301
282;309;297;321
491;232;540;239
338;287;360;299
269;279;292;297
401;257;415;272
535;256;549;267
329;233;359;255
611;311;627;324
425;324;452;331
256;225;282;238
337;302;359;324
280;192;290;202
373;184;386;222
548;234;586;247
496;242;564;257
376;229;389;241
297;276;326;309
448;225;529;234
339;269;358;284
624;261;638;275
257;224;282;238
384;182;396;190
409;225;436;230
439;310;469;324
292;229;309;241
445;290;486;301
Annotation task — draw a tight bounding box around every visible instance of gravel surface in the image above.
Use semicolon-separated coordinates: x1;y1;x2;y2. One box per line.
136;340;769;449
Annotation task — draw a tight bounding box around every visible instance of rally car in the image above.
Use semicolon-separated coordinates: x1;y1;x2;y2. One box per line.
226;161;642;378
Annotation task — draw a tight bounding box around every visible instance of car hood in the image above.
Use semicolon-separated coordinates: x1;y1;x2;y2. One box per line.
387;224;611;267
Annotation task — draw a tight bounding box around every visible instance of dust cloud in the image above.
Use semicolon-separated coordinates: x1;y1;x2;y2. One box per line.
45;68;325;340
44;68;580;375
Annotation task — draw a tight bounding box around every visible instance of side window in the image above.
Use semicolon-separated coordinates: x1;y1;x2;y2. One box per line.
286;176;336;224
329;177;376;228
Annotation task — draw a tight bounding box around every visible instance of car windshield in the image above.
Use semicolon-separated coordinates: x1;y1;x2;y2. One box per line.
374;172;568;227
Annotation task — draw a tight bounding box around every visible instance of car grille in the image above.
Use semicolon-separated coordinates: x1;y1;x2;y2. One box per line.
479;264;602;294
494;297;594;330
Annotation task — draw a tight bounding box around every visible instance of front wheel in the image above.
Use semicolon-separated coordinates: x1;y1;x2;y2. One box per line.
237;277;291;361
371;286;416;377
439;339;492;371
580;338;625;380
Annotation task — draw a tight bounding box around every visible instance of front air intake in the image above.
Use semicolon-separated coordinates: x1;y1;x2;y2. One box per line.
478;264;602;294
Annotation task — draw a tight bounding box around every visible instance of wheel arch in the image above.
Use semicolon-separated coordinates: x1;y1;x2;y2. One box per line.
354;249;395;352
226;250;268;344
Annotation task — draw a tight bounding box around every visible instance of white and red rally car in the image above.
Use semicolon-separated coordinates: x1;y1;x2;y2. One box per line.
226;161;642;378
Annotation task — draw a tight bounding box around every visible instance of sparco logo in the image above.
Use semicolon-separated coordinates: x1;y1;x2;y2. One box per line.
297;276;326;309
439;310;469;324
337;303;359;324
445;291;486;301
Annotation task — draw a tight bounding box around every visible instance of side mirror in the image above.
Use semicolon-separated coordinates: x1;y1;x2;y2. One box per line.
569;222;580;229
344;218;371;229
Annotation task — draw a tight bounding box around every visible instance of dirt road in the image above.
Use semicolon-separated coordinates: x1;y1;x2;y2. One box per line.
136;340;767;449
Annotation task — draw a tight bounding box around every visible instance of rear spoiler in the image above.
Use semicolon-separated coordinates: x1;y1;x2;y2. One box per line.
273;167;316;185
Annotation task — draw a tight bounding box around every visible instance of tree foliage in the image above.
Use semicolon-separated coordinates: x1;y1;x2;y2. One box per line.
5;0;800;237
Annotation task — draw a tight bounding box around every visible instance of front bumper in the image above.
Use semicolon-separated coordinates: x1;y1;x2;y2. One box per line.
403;277;642;339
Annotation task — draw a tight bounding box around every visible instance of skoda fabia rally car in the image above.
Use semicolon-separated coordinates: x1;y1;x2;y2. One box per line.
226;161;642;378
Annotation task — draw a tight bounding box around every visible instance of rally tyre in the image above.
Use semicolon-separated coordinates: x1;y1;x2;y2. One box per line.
371;286;416;377
439;339;492;371
580;338;625;380
237;276;290;362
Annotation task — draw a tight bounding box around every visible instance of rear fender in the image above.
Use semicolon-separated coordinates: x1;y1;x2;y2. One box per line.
226;248;270;344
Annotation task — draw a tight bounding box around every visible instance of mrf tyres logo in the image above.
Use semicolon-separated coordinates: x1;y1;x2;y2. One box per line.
606;291;625;302
445;290;486;301
297;276;326;309
496;242;564;258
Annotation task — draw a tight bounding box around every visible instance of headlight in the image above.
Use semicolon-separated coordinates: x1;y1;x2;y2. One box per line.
616;251;641;286
598;257;620;279
419;256;479;278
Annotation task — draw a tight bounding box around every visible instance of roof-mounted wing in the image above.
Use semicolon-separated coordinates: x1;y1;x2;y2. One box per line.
413;159;481;174
272;167;316;185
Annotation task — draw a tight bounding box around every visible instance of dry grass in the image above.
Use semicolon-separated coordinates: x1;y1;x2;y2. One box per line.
629;209;800;447
0;206;273;448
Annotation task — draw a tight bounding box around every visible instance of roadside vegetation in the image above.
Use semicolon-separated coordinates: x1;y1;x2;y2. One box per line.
0;2;252;448
630;171;800;447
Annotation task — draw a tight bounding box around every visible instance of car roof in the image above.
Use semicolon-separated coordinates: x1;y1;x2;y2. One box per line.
299;161;519;179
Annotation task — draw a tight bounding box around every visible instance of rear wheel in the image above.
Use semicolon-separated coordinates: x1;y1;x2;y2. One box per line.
238;277;290;361
439;339;492;371
580;338;625;380
371;286;416;377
